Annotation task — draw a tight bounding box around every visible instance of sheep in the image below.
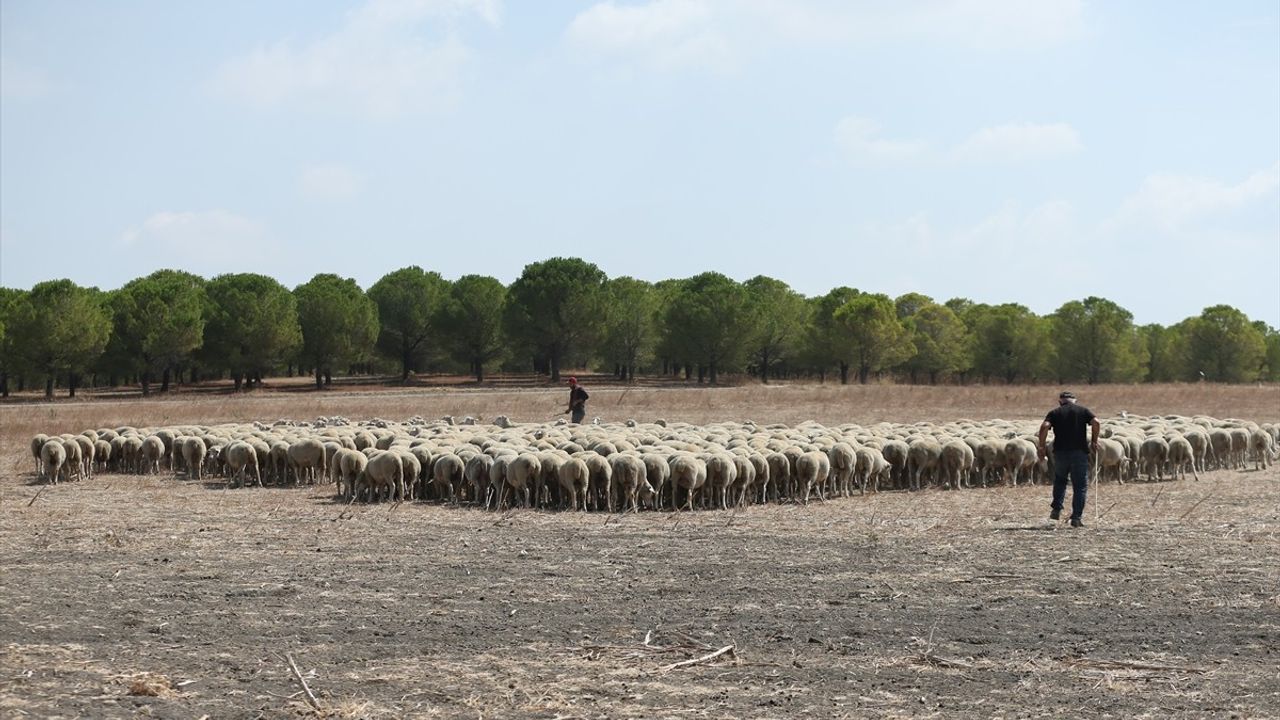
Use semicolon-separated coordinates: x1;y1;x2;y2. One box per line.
333;448;369;500
1002;439;1039;487
1249;428;1276;470
60;437;84;481
431;453;466;504
668;453;707;511
139;436;165;475
879;440;909;489
765;451;791;500
1166;435;1198;481
827;442;857;497
609;453;648;513
795;451;827;504
1094;438;1130;484
640;452;672;507
704;453;739;510
93;438;113;475
224;441;262;488
31;434;50;475
40;439;67;484
938;439;971;490
500;453;541;510
558;457;591;511
355;450;405;502
465;454;494;505
1139;437;1170;481
181;436;208;480
907;438;942;490
287;438;327;485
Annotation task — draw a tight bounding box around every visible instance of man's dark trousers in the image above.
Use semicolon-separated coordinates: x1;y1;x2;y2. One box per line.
1052;449;1089;520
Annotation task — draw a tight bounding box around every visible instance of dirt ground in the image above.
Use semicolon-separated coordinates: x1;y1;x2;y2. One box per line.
2;385;1278;719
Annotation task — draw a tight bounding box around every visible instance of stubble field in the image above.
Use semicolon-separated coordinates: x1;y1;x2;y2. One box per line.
2;382;1278;719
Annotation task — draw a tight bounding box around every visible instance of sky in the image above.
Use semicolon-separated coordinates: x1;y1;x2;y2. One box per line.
1;0;1278;327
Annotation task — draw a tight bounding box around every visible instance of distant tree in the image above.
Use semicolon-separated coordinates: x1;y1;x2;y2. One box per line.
504;257;607;381
294;273;379;389
1050;297;1144;384
1263;326;1280;382
438;274;508;382
900;303;971;384
894;292;935;320
366;266;449;382
110;269;207;395
601;276;659;382
807;286;863;384
833;293;914;384
0;287;23;397
203;273;302;390
971;303;1053;383
663;272;756;384
743;275;809;383
9;279;111;398
1185;305;1266;382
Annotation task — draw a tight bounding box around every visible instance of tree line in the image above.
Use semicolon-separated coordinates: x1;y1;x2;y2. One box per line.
1;257;1277;398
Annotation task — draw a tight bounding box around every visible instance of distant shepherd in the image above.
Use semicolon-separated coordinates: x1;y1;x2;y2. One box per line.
567;377;589;424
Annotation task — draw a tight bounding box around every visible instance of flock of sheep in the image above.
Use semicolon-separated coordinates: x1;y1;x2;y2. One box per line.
29;412;1278;511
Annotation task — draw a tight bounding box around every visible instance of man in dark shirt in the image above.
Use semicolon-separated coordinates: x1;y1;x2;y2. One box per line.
567;377;589;424
1037;390;1100;527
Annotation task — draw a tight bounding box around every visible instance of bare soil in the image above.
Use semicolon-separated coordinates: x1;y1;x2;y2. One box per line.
2;386;1278;719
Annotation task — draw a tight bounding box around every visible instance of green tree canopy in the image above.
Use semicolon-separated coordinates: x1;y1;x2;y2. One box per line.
367;266;449;382
900;302;971;384
203;273;302;390
1050;296;1144;384
663;272;756;384
9;279;111;397
601;276;659;382
807;286;863;383
294;273;379;388
971;303;1052;383
832;293;914;384
504;257;607;381
744;275;809;383
110;269;207;395
894;292;935;320
0;287;26;397
438;274;508;382
1185;305;1266;382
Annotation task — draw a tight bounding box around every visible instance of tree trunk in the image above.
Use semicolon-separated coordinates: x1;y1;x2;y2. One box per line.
325;371;332;386
929;370;938;385
839;362;849;385
761;350;770;384
401;346;412;383
69;373;78;398
697;366;706;384
475;361;485;383
684;364;691;380
315;367;324;389
858;364;870;384
709;361;718;385
0;371;7;398
233;373;243;392
141;370;151;397
161;366;172;393
549;347;561;382
627;365;634;383
45;375;54;399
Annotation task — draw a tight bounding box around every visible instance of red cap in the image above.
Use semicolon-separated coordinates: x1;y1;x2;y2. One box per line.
567;376;578;384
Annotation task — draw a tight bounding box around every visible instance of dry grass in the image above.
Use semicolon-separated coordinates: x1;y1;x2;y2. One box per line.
1;383;1278;718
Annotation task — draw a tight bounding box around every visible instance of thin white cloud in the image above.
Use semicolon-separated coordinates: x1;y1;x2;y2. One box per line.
565;0;1084;70
213;0;499;118
1112;162;1280;231
565;0;732;72
298;164;366;201
0;57;55;99
834;116;928;163
121;211;279;271
952;122;1083;163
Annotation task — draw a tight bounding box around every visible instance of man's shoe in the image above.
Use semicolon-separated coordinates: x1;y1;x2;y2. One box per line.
1070;518;1084;528
1049;508;1061;521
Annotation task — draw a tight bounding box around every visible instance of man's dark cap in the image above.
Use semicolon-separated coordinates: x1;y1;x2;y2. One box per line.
1059;390;1076;399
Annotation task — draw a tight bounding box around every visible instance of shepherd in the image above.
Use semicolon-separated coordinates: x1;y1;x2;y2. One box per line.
1037;390;1100;528
567;377;589;424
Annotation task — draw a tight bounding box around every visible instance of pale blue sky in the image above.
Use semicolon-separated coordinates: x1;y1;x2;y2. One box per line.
2;1;1278;326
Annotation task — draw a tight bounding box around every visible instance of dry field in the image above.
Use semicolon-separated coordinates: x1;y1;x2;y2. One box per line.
2;383;1278;719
